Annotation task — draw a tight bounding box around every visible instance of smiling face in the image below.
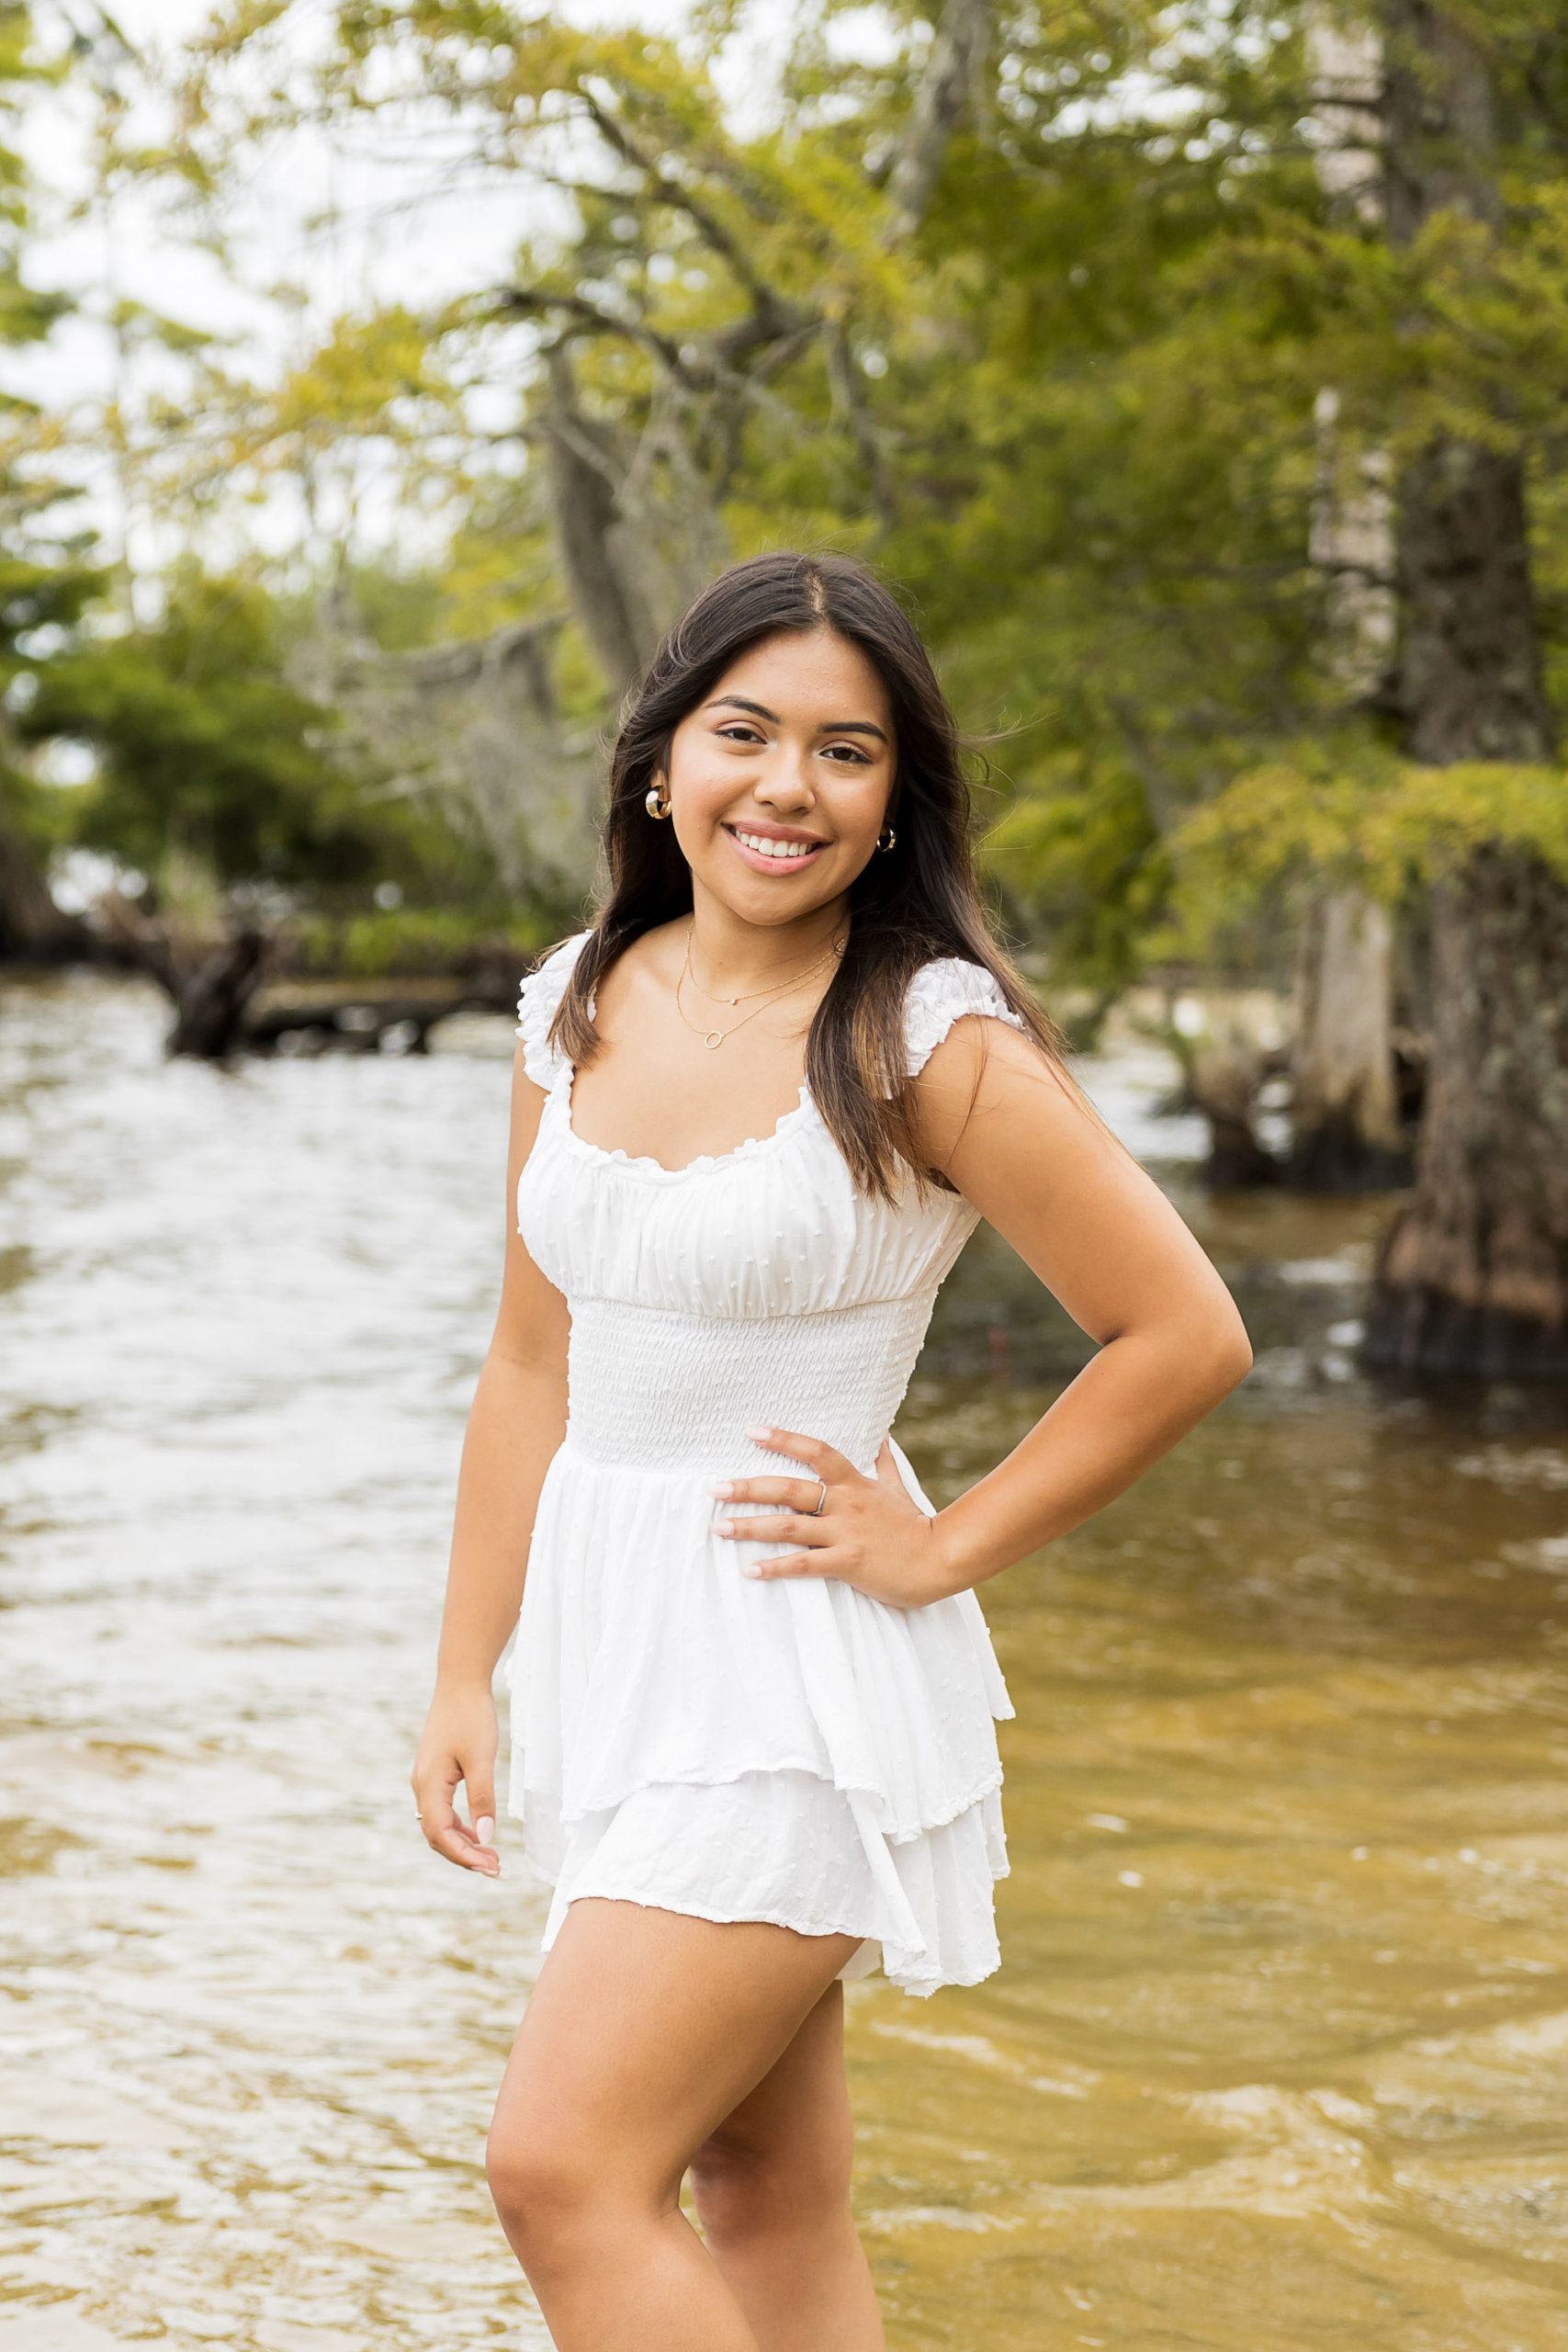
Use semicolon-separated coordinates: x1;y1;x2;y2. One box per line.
660;628;897;929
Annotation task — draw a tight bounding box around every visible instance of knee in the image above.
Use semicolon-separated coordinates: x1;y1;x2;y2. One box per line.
486;2119;604;2269
689;2120;853;2250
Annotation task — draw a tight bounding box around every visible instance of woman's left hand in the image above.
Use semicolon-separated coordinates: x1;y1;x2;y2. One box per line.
709;1426;960;1608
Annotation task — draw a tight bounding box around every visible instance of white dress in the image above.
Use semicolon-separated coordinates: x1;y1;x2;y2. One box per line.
505;931;1021;1996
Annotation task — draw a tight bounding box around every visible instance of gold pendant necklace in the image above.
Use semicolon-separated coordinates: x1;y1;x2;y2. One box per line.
685;931;839;1007
676;927;845;1049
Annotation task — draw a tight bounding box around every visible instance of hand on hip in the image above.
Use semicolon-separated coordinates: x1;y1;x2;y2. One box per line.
708;1427;958;1606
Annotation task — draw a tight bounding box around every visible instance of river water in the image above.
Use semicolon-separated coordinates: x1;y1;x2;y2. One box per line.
4;971;1568;2352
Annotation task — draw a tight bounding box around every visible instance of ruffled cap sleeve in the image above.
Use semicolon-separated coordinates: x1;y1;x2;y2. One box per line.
516;929;592;1091
904;956;1026;1080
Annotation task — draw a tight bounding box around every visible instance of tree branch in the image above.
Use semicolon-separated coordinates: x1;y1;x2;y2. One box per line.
576;88;816;348
493;286;704;386
884;0;993;243
826;322;896;534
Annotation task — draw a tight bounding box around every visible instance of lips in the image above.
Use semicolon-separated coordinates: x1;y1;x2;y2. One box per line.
724;824;828;872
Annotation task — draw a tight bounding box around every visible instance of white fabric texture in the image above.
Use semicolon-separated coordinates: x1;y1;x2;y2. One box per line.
506;930;1024;1995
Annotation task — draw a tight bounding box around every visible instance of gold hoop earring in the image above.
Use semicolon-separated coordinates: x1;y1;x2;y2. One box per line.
876;823;897;853
645;786;671;820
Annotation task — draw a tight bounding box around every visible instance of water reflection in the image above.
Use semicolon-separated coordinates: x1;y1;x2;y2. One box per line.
3;973;1568;2350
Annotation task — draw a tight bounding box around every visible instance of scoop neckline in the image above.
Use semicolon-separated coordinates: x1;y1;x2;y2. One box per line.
558;1071;818;1182
544;954;825;1181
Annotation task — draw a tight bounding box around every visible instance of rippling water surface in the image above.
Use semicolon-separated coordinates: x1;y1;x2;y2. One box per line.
4;972;1568;2351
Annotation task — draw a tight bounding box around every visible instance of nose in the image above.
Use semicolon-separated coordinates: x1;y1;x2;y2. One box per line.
751;741;816;812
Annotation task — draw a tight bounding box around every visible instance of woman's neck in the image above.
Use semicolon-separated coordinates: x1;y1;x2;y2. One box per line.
684;888;849;999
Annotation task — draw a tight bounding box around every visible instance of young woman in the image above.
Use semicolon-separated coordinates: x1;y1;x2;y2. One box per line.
412;552;1251;2350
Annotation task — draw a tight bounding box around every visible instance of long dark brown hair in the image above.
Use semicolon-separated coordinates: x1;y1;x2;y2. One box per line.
548;550;1064;1199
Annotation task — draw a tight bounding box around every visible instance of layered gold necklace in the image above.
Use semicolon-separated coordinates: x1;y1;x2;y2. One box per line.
675;923;846;1050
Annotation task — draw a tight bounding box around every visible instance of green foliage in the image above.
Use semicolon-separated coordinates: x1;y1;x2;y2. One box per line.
1168;751;1568;952
0;3;70;351
15;0;1568;990
0;543;98;651
17;571;390;888
311;0;1334;984
291;903;548;978
0;6;116;873
980;748;1170;995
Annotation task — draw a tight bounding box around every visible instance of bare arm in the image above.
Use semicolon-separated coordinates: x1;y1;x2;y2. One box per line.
916;1017;1252;1588
712;1017;1252;1600
411;1052;570;1873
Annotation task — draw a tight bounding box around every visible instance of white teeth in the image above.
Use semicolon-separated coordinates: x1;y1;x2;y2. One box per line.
733;829;818;860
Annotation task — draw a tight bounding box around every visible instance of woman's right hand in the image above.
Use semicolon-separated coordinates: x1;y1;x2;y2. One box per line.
412;1680;501;1876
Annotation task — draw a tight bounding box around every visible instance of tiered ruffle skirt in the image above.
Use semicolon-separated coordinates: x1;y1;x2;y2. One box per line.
505;1439;1011;1995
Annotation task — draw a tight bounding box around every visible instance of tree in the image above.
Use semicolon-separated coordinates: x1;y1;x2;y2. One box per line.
97;0;1568;1320
1360;4;1568;1377
20;569;393;892
1292;14;1406;1188
0;503;101;956
0;2;107;956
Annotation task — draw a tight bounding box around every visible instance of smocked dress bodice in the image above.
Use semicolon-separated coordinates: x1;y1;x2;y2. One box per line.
517;936;1010;1476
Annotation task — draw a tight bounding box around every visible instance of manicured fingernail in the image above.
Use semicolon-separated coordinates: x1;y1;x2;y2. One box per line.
715;1520;734;1536
746;1424;772;1442
707;1480;732;1498
742;1564;764;1578
476;1817;495;1847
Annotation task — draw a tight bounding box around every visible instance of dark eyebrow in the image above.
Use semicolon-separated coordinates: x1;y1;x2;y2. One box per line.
705;695;779;722
705;694;888;745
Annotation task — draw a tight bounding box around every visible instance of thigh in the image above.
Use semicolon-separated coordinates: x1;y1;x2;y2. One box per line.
493;1898;863;2199
696;1979;852;2181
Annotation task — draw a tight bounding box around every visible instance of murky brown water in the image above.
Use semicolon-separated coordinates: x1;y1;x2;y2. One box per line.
4;971;1568;2351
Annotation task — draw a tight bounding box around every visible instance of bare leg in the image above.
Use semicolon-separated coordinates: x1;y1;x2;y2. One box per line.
690;1979;886;2352
486;1898;867;2352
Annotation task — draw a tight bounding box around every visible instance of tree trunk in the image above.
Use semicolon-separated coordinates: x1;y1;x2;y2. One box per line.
1396;440;1551;765
1189;1024;1283;1188
1364;2;1568;1377
884;0;992;242
1294;20;1404;1187
0;824;87;961
1365;849;1568;1375
1290;888;1408;1187
541;349;655;699
1196;1066;1282;1189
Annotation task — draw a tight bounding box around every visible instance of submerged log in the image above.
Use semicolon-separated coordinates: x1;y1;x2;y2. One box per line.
168;931;271;1058
242;978;505;1055
96;892;272;1059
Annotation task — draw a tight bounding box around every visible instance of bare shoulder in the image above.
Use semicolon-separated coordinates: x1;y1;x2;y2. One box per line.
624;917;688;967
592;917;686;1019
910;1012;1111;1187
621;918;689;979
